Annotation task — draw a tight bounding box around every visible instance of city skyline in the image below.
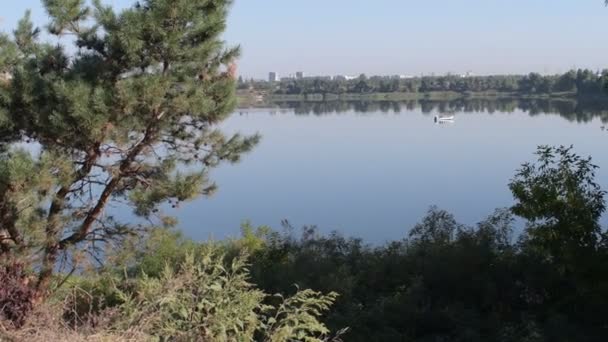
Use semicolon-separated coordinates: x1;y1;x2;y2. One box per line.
1;1;608;79
224;0;608;79
257;69;596;83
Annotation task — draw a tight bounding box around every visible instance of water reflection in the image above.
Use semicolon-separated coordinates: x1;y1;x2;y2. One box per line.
256;99;608;123
179;99;608;243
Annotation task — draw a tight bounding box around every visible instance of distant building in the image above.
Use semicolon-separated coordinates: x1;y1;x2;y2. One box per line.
268;72;279;82
460;71;474;78
296;71;304;79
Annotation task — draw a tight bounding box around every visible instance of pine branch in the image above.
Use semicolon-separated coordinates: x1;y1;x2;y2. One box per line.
37;142;102;290
59;121;158;249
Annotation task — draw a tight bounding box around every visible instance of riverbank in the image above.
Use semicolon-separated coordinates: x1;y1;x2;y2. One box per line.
237;90;608;108
268;91;586;102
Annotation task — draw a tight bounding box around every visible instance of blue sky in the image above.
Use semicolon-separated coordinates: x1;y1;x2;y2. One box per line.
1;0;607;78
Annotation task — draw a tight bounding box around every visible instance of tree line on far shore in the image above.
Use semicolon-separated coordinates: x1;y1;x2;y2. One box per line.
240;69;608;97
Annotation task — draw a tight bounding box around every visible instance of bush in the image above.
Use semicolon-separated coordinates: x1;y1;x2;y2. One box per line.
53;246;341;341
0;261;36;328
114;247;339;341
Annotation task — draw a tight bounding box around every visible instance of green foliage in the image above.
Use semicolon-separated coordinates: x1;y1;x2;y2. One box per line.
8;144;603;341
262;289;340;342
266;69;608;98
123;228;198;278
0;149;72;255
60;245;339;341
231;221;273;253
242;211;520;342
409;205;463;245
510;145;606;266
114;248;266;341
232;145;608;341
42;0;89;35
0;0;260;293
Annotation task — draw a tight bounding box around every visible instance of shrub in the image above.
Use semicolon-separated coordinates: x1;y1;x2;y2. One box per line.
0;261;36;328
109;247;340;341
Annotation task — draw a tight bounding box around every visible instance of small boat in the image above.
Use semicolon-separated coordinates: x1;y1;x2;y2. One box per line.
434;115;455;122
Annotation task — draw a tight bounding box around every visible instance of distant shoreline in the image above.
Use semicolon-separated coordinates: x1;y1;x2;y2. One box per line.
237;90;608;108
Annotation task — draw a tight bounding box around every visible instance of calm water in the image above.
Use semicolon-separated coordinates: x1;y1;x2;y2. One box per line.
172;100;608;243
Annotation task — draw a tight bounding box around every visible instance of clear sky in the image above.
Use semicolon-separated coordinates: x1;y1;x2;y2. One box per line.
1;0;607;79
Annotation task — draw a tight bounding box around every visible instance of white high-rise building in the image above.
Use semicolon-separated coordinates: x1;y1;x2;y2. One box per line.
268;72;279;82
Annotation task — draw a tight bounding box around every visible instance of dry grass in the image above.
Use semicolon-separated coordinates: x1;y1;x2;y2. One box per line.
0;303;148;342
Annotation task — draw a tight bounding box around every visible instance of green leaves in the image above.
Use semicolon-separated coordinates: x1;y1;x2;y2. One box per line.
262;289;339;342
42;0;89;35
129;170;214;217
0;0;259;289
0;148;75;255
510;145;606;266
409;206;463;245
13;11;40;55
98;246;337;341
0;35;20;73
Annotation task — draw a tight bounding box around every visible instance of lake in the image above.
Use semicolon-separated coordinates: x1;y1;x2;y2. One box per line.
171;99;608;244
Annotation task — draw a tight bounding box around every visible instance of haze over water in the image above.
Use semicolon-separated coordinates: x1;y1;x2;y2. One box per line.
169;101;608;243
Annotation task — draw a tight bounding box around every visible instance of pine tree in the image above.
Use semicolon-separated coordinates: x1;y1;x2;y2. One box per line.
0;0;259;296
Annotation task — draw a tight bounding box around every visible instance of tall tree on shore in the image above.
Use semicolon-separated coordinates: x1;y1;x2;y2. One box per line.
509;146;606;270
0;0;259;296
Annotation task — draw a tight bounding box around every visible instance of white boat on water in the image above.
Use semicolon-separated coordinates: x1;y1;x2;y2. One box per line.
434;115;455;123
